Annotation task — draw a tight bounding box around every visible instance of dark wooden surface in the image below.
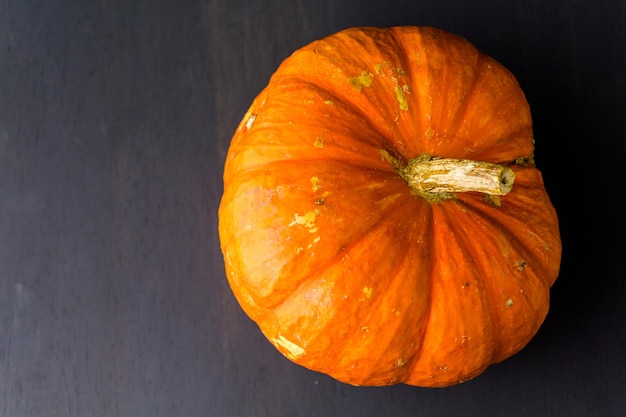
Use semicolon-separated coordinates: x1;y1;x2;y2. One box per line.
1;0;625;415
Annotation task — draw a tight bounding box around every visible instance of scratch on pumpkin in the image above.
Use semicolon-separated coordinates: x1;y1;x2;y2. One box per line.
313;136;325;148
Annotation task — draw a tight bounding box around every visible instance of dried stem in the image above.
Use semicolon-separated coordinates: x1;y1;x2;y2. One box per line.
381;150;515;203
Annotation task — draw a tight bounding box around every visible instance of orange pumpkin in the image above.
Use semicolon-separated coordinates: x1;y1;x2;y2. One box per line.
218;26;561;387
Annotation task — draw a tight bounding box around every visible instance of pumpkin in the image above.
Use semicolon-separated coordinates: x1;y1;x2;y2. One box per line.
218;26;561;387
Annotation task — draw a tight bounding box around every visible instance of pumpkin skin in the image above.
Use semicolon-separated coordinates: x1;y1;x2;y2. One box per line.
218;26;561;387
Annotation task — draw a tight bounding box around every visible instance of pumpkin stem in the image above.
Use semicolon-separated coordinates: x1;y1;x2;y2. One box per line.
381;150;515;202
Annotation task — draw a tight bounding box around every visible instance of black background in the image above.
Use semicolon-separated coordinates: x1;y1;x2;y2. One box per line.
1;0;625;416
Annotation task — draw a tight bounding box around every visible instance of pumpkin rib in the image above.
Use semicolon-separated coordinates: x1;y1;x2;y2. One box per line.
381;27;531;163
261;192;420;311
468;126;534;163
224;155;392;187
438;55;506;160
344;204;434;385
222;163;413;314
386;28;438;157
266;76;392;149
417;27;458;143
403;202;498;386
462;200;557;284
386;26;485;159
345;202;435;385
272;38;407;147
457;172;561;283
263;195;434;385
237;79;408;170
239;172;414;313
433;36;483;143
438;197;552;361
389;28;533;162
438;202;518;343
333;28;442;156
225;112;392;177
450;59;533;162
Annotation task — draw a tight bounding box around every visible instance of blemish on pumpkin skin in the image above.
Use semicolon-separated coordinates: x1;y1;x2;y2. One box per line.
374;61;388;76
376;192;402;210
484;194;502;207
271;335;306;360
348;71;374;91
245;113;257;129
390;76;410;111
289;209;321;233
310;176;321;192
506;298;514;307
394;85;409;111
313;136;324;148
315;191;330;205
362;287;373;300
